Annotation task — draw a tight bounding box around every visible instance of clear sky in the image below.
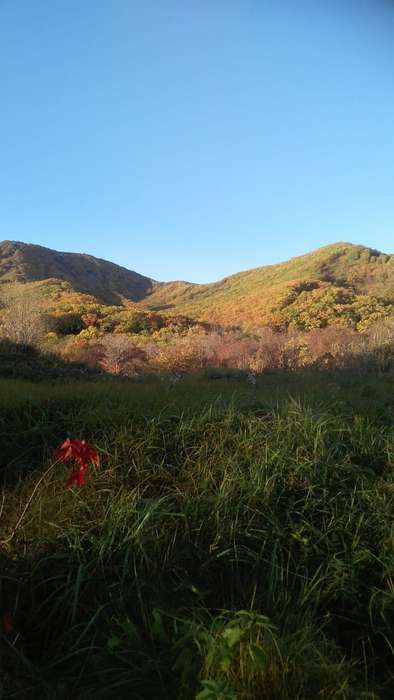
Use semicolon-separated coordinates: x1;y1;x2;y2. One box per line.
1;1;393;283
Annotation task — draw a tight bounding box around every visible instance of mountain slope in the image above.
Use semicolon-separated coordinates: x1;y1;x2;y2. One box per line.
141;242;394;327
0;240;393;328
0;240;160;304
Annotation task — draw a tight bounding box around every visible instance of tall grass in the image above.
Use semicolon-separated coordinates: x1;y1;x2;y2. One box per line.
1;375;394;698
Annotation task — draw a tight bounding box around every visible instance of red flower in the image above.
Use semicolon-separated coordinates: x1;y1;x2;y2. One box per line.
2;612;14;634
67;466;87;488
55;438;100;488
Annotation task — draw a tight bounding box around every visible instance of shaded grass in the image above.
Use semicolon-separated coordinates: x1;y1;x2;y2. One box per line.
1;374;394;698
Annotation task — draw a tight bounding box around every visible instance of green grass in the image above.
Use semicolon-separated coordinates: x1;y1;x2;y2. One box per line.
1;373;394;698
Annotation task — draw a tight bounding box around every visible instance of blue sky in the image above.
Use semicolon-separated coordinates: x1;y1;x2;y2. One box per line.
1;1;393;283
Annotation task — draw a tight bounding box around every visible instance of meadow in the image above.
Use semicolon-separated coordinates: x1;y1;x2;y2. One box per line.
1;371;394;699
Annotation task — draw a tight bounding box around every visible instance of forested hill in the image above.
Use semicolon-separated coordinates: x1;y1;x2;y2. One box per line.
141;242;394;329
0;240;393;329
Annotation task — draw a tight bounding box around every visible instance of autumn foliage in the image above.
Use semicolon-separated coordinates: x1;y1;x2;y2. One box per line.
55;438;100;487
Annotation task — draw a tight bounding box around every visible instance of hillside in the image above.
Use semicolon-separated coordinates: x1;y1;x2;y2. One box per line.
142;242;394;328
0;240;393;329
0;240;160;304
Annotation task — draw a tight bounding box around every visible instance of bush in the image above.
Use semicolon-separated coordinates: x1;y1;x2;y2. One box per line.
98;334;147;376
53;313;84;336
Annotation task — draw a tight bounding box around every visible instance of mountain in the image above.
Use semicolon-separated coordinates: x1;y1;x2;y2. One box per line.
0;240;158;304
0;240;393;329
141;242;394;327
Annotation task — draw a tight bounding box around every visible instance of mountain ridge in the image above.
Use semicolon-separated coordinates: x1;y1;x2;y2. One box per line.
0;239;159;304
1;240;393;329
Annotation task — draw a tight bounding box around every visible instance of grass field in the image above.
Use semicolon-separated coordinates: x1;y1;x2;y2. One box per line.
1;372;394;699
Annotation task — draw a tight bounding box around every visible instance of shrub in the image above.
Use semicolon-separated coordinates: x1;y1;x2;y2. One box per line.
0;288;48;347
53;313;84;336
98;334;147;376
